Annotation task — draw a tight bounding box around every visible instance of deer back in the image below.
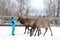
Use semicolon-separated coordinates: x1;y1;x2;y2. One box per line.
23;18;36;26
34;18;51;28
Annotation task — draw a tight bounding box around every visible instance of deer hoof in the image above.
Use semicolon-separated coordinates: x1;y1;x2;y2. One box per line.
34;34;36;37
24;32;26;34
27;32;29;34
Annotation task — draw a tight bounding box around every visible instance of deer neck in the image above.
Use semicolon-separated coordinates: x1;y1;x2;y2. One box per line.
20;17;24;24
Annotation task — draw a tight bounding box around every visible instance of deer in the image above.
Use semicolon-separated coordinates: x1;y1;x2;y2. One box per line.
30;18;53;36
17;16;37;34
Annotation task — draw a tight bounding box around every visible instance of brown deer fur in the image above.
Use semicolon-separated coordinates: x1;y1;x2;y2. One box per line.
30;18;53;36
17;17;37;34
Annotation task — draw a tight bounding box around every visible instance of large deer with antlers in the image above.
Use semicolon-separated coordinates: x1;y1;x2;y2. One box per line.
30;18;53;36
17;16;37;34
17;11;38;34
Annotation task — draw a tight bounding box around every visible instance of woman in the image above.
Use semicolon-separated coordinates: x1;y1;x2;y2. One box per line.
10;17;16;36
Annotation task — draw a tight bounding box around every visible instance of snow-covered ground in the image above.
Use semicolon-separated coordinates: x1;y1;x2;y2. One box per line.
0;26;60;40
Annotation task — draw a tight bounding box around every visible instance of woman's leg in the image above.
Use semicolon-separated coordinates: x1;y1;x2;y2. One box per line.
12;25;15;35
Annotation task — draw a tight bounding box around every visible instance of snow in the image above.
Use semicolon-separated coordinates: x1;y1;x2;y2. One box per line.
0;26;60;40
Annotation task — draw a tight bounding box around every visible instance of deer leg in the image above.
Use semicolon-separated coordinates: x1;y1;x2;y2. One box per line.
43;27;48;36
38;28;41;36
49;27;53;36
40;29;42;34
39;28;41;34
38;29;40;36
37;28;41;36
27;27;30;34
34;28;38;36
24;26;28;34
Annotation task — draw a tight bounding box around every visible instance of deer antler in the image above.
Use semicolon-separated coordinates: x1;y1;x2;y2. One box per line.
24;7;29;17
